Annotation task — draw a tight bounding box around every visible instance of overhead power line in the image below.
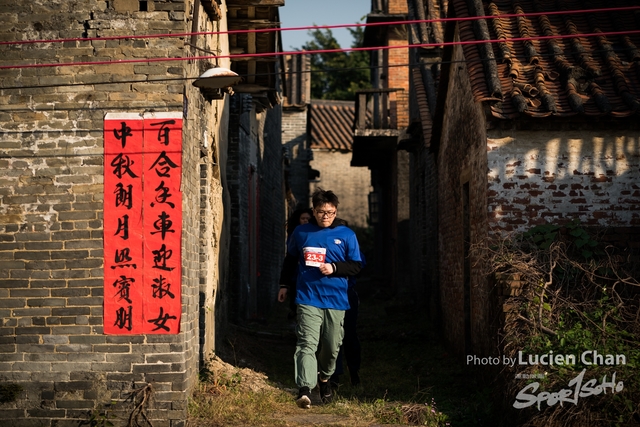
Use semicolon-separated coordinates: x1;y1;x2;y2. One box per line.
1;5;638;47
3;41;638;91
1;28;640;71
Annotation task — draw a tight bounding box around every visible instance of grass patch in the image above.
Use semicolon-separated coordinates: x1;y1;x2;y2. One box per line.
189;384;295;427
189;285;499;426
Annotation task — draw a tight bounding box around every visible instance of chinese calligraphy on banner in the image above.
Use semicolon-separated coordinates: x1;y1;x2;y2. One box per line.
104;112;182;334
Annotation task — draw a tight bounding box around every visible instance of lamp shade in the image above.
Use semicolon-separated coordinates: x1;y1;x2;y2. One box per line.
193;67;242;89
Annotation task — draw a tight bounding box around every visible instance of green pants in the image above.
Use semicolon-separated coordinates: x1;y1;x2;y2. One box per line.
294;304;345;389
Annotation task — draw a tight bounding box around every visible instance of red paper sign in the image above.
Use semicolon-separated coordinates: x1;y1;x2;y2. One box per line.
104;113;182;334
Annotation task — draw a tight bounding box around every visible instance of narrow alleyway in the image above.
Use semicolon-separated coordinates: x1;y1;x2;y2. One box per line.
203;277;500;427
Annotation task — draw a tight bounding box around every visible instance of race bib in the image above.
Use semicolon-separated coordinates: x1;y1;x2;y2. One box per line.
303;247;326;267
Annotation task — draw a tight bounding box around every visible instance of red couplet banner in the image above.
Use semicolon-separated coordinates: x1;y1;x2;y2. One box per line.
141;113;182;334
103;112;183;334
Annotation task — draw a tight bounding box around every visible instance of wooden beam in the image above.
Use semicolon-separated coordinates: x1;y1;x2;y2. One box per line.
247;7;257;84
229;57;278;62
227;0;284;6
227;19;279;29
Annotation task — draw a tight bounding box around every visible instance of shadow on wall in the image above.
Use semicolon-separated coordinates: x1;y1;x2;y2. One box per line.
487;133;640;234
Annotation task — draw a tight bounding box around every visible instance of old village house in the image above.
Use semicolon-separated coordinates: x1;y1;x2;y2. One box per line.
414;0;640;356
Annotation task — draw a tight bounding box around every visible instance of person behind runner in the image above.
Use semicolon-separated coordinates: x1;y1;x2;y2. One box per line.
287;208;313;320
277;188;362;409
286;208;313;243
331;250;365;387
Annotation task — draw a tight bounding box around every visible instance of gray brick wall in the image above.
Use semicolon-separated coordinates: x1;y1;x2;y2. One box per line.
226;94;285;323
226;94;252;322
396;151;412;297
258;105;286;316
0;0;229;425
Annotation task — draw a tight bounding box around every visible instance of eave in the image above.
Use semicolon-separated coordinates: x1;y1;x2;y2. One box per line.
226;0;283;104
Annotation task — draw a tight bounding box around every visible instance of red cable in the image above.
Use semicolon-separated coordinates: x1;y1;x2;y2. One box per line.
0;5;638;47
1;28;639;71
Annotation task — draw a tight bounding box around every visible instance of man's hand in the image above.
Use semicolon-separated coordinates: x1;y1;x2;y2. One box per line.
277;287;288;302
318;263;335;276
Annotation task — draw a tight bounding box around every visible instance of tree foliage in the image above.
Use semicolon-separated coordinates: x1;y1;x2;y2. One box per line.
300;27;371;100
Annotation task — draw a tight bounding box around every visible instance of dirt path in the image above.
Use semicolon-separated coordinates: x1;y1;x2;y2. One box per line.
201;283;499;426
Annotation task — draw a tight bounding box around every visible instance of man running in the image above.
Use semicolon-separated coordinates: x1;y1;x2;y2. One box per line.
278;188;362;408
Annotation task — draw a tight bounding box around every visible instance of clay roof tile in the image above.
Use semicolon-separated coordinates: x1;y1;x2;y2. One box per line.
451;0;640;118
309;100;356;151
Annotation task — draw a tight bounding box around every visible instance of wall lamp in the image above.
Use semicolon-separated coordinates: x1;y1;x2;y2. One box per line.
193;67;243;100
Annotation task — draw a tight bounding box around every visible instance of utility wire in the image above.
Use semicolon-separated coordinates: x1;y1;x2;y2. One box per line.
3;41;638;91
2;28;640;71
1;5;638;47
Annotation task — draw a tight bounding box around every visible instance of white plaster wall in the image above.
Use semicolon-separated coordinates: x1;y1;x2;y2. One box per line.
487;130;640;234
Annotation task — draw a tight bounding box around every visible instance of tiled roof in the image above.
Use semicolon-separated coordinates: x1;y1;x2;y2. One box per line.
309;100;355;151
452;0;640;119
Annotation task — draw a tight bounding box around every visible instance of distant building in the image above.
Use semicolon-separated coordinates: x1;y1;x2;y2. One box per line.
352;0;412;294
282;55;313;211
416;0;640;356
282;57;371;228
309;100;372;228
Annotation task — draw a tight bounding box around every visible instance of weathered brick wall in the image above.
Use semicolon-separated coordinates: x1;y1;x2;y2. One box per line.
406;55;440;322
385;43;409;129
396;151;412;296
387;0;409;128
0;0;229;425
388;41;410;128
310;151;372;227
388;0;408;15
227;94;285;323
437;38;494;357
409;144;440;323
258;104;285;318
226;94;253;322
282;107;310;209
487;130;640;233
192;57;232;366
397;151;411;223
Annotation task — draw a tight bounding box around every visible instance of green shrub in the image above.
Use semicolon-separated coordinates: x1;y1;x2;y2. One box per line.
488;222;640;427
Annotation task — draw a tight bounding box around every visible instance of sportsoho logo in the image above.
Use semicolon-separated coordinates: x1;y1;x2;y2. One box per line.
467;351;627;410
